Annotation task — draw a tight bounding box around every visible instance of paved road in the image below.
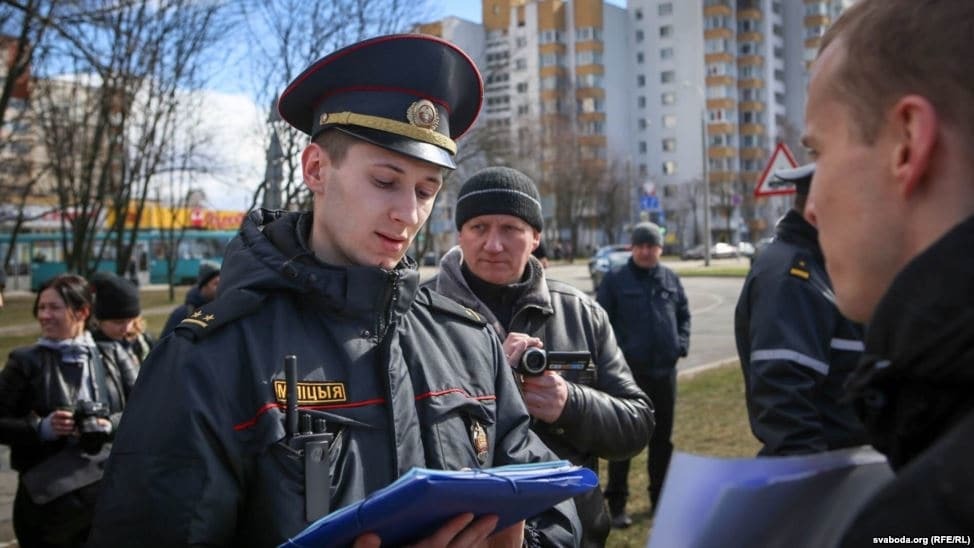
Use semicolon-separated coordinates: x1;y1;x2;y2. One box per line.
536;261;743;372
0;259;744;544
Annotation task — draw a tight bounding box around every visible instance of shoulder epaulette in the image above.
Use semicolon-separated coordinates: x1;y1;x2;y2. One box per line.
420;287;487;327
788;256;812;281
174;289;266;342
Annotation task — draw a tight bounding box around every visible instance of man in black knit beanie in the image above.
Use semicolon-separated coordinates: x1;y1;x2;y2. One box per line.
426;166;654;547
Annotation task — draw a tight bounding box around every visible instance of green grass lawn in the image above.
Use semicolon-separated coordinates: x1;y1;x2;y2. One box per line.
604;363;758;547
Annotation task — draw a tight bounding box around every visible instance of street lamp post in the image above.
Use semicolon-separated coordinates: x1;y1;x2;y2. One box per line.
700;108;711;266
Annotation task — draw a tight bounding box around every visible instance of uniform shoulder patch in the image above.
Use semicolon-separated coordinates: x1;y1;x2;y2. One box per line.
419;288;487;327
788;256;811;280
174;289;266;342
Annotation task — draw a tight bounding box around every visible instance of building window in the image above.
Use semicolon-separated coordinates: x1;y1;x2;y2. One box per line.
635;8;643;20
579;97;604;113
635;29;644;43
660;47;674;60
517;104;529;115
660;70;675;84
638;141;647;153
515;58;527;70
637;96;647;108
639;164;648;176
705;38;728;54
515;37;527;48
660;25;673;38
637;74;646;87
636;52;644;64
575;27;603;41
576;50;603;65
663;114;677;128
638;118;648;130
662;138;676;152
661;92;675;105
658;2;673;16
662;161;677;175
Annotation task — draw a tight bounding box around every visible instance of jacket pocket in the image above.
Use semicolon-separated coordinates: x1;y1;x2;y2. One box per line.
417;395;497;470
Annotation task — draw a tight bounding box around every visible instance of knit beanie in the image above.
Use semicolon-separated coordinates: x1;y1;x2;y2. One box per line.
631;222;663;247
455;167;544;231
91;272;141;320
196;260;221;288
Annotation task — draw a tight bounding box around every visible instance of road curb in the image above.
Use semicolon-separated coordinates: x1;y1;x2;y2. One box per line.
678;357;739;380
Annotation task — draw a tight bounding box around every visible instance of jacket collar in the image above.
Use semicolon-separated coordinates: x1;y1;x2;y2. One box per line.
235;209;418;326
435;246;551;336
855;214;974;385
775;209;823;263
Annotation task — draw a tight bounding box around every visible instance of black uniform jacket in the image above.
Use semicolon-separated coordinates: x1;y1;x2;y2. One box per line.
596;259;690;375
735;209;866;456
427;247;653;547
88;210;580;547
0;340;138;473
840;215;974;542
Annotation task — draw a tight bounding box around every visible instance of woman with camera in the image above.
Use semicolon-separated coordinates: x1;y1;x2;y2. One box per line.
0;274;138;547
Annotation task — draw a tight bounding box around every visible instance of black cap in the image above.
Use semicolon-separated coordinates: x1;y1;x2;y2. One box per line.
631;222;663;247
91;272;141;320
455;167;544;231
196;260;220;288
771;163;815;195
277;34;483;170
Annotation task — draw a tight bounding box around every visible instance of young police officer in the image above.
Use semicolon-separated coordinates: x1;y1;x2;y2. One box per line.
87;35;580;547
426;167;654;547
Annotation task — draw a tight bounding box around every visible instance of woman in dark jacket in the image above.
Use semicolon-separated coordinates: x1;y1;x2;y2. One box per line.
0;274;138;547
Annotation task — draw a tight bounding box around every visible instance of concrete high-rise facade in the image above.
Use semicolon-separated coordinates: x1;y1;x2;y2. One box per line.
417;0;856;253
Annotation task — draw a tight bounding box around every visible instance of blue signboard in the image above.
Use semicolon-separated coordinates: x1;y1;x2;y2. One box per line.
640;195;661;212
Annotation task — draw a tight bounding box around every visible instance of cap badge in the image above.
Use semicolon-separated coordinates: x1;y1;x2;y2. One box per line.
406;99;439;131
319;112;329;126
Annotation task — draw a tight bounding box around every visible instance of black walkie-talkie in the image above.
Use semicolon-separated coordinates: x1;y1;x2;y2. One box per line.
281;354;334;521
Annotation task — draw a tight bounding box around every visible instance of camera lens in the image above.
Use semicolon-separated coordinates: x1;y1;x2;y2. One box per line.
519;348;547;376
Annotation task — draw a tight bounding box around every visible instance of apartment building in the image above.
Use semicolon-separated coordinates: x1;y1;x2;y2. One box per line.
418;0;855;252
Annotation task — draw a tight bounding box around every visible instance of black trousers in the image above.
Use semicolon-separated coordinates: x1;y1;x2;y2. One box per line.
605;369;676;512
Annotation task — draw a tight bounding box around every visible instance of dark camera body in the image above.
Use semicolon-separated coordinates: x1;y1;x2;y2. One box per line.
74;400;110;455
516;349;592;376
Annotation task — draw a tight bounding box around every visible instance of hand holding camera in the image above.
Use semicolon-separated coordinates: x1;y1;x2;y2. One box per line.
74;400;111;455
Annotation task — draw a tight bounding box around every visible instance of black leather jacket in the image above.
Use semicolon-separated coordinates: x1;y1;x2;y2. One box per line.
735;210;867;456
88;210;580;547
427;247;653;547
0;339;138;473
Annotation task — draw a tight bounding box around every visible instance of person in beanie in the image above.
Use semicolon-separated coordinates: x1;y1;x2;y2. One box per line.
88;35;580;547
734;164;866;457
426;166;654;547
597;221;690;526
160;261;221;338
90;272;154;365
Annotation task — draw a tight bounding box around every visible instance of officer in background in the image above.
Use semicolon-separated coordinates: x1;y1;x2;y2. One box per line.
597;222;689;526
88;35;579;547
426;166;654;547
734;164;866;456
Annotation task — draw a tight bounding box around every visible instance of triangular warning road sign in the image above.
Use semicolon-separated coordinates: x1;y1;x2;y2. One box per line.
754;142;799;197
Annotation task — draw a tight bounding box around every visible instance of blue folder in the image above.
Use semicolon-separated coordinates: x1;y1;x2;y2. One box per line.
280;460;597;547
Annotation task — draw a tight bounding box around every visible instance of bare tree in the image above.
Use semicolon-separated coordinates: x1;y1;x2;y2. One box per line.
20;0;229;281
